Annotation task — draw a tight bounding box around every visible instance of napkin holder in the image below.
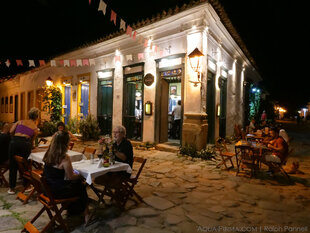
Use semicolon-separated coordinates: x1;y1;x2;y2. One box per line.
97;159;103;168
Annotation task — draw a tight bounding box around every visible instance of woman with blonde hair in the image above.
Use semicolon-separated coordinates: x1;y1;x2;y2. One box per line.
43;131;93;225
8;107;40;194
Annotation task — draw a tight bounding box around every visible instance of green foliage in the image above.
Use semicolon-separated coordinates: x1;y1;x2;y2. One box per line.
78;114;100;140
42;85;62;122
39;121;57;137
67;117;79;134
179;144;216;160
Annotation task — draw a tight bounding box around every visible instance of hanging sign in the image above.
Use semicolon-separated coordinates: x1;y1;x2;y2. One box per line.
143;73;154;86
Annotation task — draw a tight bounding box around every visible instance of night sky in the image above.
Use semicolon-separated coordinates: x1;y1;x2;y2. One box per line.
0;0;308;112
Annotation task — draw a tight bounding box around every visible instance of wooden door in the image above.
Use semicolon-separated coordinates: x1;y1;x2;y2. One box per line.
219;77;227;138
14;95;18;122
98;80;113;135
207;72;215;144
160;79;169;143
64;86;71;124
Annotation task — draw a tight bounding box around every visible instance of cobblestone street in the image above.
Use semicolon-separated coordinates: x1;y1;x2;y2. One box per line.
1;133;310;233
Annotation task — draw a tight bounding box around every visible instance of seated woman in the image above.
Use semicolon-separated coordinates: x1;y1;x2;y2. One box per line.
56;121;79;142
43;131;93;225
248;119;256;134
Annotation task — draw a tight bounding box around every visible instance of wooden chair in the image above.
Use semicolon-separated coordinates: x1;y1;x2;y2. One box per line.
14;155;42;204
92;156;147;208
38;138;48;144
22;170;79;233
215;138;235;170
82;147;96;159
267;148;293;181
0;162;9;187
68;142;74;150
235;146;259;178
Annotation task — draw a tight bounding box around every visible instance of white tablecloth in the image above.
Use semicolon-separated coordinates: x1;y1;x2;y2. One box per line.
72;160;132;185
28;150;84;164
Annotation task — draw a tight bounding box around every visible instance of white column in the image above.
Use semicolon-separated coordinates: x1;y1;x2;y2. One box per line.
112;54;123;128
143;50;157;142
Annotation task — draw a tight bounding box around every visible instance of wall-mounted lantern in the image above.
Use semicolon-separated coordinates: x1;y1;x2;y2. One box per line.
188;48;204;87
145;101;152;115
45;77;53;86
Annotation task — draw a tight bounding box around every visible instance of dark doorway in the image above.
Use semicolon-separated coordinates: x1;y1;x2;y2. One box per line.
159;68;182;144
20;92;25;120
123;74;143;140
207;71;215;144
14;95;18;122
219;77;227;138
98;78;113;135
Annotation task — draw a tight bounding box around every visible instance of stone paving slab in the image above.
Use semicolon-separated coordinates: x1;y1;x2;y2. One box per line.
1;141;310;233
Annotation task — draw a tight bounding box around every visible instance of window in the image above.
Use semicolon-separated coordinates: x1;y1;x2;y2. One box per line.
10;96;13;113
1;97;3;113
5;96;8;113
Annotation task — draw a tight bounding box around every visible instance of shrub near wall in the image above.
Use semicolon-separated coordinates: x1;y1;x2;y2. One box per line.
78;115;100;140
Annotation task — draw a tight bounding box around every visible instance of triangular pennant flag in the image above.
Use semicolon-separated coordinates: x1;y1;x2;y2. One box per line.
82;59;89;66
132;31;137;40
16;60;23;66
154;45;158;52
70;60;77;67
144;39;148;47
59;60;64;66
110;10;117;25
5;59;10;67
64;60;70;67
126;54;133;62
98;0;107;15
89;0;91;5
29;60;35;67
50;60;56;67
39;60;45;66
115;55;121;62
120;19;126;31
138;53;144;60
126;25;132;37
89;59;96;66
76;59;82;67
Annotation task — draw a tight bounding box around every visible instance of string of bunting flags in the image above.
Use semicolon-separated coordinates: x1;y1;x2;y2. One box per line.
0;0;167;72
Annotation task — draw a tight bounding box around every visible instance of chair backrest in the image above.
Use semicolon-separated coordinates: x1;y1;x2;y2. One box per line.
68;142;74;150
82;147;96;155
131;156;147;181
38;138;48;144
14;155;31;175
30;170;57;204
215;137;228;152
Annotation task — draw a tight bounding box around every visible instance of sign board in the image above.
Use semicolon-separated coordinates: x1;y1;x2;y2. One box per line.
144;73;154;86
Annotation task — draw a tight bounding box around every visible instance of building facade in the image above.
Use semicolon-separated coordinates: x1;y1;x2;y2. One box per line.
0;1;261;149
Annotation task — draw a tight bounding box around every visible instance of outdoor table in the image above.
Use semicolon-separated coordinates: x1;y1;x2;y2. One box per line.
29;149;84;164
72;159;132;185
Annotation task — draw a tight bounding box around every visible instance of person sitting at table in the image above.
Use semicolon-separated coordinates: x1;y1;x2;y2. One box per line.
263;128;288;172
248;119;256;133
42;131;94;225
56;121;79;142
279;129;289;145
94;125;133;195
8;107;40;195
0;123;11;165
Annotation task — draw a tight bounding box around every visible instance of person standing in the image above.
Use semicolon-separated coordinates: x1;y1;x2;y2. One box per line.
261;110;267;121
172;100;181;139
8;107;40;194
0;123;11;164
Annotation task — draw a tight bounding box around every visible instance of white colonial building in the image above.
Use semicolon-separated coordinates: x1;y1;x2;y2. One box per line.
0;0;261;149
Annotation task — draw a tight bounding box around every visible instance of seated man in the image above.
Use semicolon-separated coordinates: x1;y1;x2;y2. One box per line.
248;119;256;134
0;123;11;164
264;128;288;169
95;125;133;185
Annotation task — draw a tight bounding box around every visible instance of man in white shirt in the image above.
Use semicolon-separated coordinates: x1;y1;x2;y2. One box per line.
172;100;181;139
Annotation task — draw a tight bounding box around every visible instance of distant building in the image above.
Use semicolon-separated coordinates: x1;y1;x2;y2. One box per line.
0;0;261;149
